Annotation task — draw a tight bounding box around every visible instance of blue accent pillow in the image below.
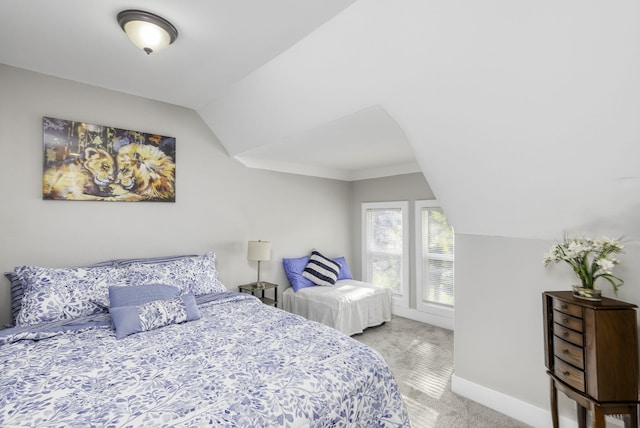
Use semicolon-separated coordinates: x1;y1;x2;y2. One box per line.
109;291;201;339
333;256;353;280
109;284;180;308
282;256;316;292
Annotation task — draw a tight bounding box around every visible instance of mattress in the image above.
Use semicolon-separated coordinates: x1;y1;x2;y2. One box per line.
282;279;392;336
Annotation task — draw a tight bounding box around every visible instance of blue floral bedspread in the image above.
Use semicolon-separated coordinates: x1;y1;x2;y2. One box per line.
0;292;410;427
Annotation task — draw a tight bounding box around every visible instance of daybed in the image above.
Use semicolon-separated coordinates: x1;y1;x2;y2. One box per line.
282;253;392;336
1;253;409;427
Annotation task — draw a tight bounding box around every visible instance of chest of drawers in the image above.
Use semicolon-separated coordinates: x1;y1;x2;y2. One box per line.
543;291;639;427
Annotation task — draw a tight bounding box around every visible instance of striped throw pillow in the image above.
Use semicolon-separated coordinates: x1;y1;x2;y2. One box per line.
302;251;341;286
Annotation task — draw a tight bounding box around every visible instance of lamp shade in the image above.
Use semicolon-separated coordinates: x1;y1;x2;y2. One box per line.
247;241;271;262
117;10;178;55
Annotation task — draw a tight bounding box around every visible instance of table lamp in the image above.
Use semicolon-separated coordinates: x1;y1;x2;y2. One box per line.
248;240;271;288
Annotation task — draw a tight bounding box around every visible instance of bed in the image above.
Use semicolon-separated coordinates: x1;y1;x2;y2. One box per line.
1;253;409;427
283;280;392;336
282;252;393;336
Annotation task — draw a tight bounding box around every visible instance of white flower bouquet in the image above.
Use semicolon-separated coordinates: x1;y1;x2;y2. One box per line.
543;235;624;296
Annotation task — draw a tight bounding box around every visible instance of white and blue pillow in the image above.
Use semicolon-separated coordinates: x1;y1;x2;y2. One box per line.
125;252;225;296
13;264;127;327
109;284;201;339
8;252;225;327
302;251;342;286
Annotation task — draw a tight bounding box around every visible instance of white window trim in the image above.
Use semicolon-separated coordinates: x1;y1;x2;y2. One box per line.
361;201;409;308
415;200;454;320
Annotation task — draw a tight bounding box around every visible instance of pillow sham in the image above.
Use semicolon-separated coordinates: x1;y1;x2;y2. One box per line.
110;254;198;268
110;294;201;339
125;252;225;296
302;251;341;286
6;259;117;324
14;264;126;327
5;272;24;323
282;256;316;292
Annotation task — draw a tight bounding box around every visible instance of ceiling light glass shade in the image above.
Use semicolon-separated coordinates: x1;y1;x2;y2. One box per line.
117;10;178;55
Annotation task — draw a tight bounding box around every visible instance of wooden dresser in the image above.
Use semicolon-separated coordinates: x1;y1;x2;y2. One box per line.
543;291;639;428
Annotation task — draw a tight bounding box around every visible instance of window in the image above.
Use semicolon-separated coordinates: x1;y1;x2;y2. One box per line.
415;200;454;314
362;202;409;307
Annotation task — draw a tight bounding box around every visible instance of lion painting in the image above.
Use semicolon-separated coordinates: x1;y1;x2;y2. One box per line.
112;143;175;202
43;147;115;200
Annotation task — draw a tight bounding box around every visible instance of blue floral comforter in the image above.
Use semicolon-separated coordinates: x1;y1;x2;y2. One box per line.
0;292;410;427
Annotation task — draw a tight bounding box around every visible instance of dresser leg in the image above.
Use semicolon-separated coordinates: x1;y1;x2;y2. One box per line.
591;405;605;428
550;379;559;428
626;405;638;428
577;404;587;428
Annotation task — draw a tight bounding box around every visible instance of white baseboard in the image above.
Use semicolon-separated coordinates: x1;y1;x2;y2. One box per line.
451;375;626;428
451;374;569;428
392;306;454;330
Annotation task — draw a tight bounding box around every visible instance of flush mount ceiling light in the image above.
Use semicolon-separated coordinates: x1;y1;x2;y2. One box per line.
117;9;178;55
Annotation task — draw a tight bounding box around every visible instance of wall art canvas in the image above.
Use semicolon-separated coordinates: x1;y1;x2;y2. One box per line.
42;117;176;202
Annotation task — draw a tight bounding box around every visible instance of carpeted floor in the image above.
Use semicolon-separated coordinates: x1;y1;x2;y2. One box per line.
354;316;532;428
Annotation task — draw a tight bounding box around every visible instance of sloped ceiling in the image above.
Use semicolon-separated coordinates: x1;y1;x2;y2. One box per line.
200;0;640;239
2;0;640;240
0;0;356;110
235;105;420;181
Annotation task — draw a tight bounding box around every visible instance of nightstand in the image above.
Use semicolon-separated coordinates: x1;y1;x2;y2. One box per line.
238;282;278;307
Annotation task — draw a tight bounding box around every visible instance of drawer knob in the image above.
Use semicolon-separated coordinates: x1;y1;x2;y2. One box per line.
562;371;570;377
563;332;569;338
562;318;569;324
562;349;569;354
561;304;568;310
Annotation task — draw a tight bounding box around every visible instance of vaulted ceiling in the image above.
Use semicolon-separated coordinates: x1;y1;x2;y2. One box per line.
2;0;639;239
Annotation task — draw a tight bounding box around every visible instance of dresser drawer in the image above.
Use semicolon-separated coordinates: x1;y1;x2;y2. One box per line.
553;323;583;347
554;357;585;392
552;299;582;318
553;336;584;369
553;310;583;333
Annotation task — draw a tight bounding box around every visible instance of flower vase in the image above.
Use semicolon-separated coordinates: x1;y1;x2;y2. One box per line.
572;285;602;301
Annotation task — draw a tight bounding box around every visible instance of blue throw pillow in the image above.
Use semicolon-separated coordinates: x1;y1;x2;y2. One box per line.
282;256;316;292
332;256;353;280
109;283;180;308
110;294;201;339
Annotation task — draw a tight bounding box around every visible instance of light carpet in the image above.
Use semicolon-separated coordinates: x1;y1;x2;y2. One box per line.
354;316;532;428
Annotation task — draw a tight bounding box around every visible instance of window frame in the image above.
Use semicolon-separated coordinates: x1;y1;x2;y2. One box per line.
415;200;454;319
361;201;410;308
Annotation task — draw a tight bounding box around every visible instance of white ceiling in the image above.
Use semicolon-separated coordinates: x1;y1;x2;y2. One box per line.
2;0;640;239
0;0;417;182
235;106;420;181
0;1;354;110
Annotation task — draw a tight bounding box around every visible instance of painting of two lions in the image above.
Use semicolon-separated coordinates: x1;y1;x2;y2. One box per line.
42;117;175;202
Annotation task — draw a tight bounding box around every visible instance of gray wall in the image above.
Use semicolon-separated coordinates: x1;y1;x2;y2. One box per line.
4;64;640;426
455;235;554;412
352;173;640;424
455;233;640;423
0;64;352;326
349;173;435;308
